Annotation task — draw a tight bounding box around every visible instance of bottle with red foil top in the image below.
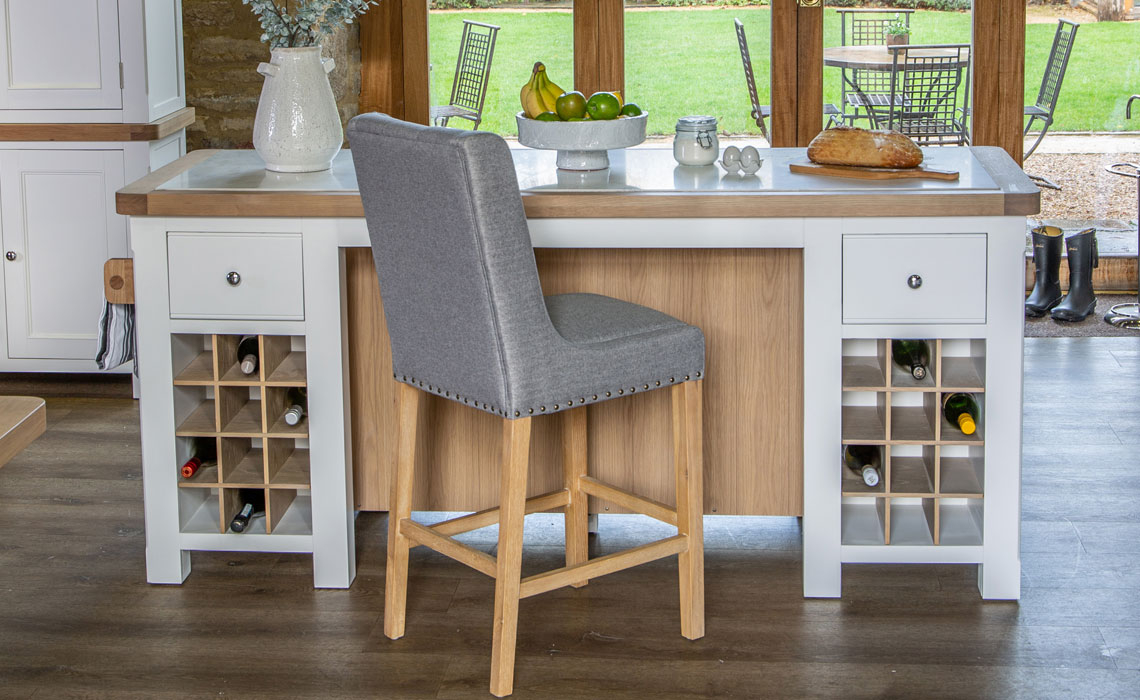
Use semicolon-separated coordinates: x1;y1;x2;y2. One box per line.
180;439;217;478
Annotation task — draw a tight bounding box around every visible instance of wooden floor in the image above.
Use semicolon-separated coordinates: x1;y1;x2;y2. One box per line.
1;338;1139;698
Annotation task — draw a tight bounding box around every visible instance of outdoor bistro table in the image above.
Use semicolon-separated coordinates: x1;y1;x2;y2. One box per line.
824;45;972;131
823;45;971;71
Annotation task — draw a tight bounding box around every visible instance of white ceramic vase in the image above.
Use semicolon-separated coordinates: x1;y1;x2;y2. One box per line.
253;46;343;173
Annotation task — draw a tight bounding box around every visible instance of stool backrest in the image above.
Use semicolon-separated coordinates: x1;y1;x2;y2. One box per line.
347;114;551;416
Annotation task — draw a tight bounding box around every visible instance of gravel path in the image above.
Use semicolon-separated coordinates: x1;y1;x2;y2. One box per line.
1026;152;1139;224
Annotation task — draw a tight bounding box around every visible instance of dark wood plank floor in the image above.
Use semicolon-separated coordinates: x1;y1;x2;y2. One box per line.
1;338;1139;699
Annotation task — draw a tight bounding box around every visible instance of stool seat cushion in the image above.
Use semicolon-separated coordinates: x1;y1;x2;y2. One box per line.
545;293;688;345
494;293;704;416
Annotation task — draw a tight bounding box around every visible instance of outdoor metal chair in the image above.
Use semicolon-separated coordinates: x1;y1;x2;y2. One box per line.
734;18;838;143
836;8;914;127
430;20;500;131
863;44;971;146
1024;19;1079;159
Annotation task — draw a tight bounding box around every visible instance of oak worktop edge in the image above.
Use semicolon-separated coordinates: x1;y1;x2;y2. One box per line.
115;145;1040;219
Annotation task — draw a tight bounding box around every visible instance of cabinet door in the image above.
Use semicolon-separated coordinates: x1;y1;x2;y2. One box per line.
0;150;126;360
0;0;122;109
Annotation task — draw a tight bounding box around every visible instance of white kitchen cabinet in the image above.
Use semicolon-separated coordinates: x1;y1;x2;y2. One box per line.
0;0;187;372
0;0;185;122
0;0;122;111
0;149;126;360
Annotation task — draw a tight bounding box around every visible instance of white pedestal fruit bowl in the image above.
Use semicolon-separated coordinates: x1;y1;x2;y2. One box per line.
516;112;648;171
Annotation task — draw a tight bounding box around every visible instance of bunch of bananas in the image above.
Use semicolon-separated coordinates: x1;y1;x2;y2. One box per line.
520;62;565;119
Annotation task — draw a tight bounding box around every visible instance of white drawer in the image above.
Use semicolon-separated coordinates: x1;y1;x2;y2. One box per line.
842;234;987;324
167;232;304;320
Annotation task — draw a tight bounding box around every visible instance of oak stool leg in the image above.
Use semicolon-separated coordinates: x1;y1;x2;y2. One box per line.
672;380;705;640
562;407;589;587
490;417;533;697
384;383;420;640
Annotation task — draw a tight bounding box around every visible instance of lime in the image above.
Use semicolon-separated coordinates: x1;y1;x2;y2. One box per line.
535;111;561;122
566;117;589;122
619;103;643;117
555;91;587;121
586;92;621;120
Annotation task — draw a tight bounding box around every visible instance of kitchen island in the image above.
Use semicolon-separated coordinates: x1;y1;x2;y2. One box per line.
119;145;1036;598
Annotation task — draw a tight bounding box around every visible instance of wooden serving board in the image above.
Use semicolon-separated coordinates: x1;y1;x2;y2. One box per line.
789;161;960;181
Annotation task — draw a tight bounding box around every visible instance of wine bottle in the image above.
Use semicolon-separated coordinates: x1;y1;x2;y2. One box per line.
283;387;308;427
843;445;882;487
229;489;266;533
892;339;931;381
943;392;980;435
180;438;217;479
237;335;259;375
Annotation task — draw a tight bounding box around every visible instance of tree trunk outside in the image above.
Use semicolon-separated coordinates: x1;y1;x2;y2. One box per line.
1097;0;1126;22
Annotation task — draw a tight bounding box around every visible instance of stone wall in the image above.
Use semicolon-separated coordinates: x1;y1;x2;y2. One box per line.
182;0;362;150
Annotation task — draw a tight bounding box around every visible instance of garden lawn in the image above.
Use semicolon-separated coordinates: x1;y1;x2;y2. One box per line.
428;8;1140;136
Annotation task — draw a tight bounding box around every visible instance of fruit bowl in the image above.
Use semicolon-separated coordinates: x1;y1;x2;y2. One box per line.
515;112;648;171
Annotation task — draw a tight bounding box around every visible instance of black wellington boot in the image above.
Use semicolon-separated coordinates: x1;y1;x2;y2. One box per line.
1025;225;1064;317
1051;228;1099;322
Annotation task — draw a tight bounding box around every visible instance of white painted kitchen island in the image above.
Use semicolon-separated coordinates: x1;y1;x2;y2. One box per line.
119;145;1036;597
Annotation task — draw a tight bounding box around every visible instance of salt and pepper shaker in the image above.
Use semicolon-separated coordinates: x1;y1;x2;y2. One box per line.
720;145;763;175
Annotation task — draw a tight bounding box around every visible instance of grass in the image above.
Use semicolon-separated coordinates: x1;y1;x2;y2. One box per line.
428;8;1140;136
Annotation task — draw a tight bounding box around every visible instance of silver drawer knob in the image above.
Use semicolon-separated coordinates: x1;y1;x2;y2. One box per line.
907;274;923;289
4;251;15;261
226;271;242;287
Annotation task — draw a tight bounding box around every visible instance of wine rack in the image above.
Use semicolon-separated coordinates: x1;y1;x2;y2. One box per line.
172;333;312;537
840;338;985;548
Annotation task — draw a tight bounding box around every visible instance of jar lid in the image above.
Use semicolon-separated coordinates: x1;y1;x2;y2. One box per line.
676;115;717;132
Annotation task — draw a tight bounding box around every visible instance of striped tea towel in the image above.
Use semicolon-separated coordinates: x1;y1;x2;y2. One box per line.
96;299;137;374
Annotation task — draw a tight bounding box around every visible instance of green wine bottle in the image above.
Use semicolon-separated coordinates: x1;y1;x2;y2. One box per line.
943;392;980;435
843;445;882;487
892;339;931;381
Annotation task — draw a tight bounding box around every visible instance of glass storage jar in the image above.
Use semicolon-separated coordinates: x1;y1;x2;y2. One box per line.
674;116;719;166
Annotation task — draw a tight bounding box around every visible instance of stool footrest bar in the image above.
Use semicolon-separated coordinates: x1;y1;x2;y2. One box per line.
519;534;688;599
430;489;571;536
401;519;498;577
578;476;678;526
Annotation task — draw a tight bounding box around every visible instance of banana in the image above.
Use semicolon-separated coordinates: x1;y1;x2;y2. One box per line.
520;63;539;118
540;72;565;112
535;73;558;114
520;62;569;119
520;62;549;119
522;81;545;119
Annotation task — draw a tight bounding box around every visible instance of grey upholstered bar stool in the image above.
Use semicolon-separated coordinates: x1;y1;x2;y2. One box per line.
348;114;706;697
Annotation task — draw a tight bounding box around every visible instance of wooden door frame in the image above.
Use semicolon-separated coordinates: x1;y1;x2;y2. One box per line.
360;0;429;121
574;0;625;98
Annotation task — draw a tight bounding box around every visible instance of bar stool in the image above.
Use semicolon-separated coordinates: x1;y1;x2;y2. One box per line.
348;114;706;697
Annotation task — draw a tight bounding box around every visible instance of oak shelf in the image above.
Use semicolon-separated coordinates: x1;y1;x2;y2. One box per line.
176;402;217;437
173;352;214;385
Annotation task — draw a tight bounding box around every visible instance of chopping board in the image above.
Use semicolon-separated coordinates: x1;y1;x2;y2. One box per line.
789;161;960;181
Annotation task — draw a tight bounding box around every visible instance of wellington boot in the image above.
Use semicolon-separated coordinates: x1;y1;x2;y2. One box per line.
1025;225;1064;317
1051;228;1099;322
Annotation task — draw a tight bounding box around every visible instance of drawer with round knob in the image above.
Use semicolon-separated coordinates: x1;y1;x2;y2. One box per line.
842;233;987;324
167;232;304;320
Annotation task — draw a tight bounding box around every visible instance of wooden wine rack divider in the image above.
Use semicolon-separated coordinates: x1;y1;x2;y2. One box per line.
841;338;985;546
173;334;310;535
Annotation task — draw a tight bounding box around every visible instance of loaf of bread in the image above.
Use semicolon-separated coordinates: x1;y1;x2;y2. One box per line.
807;126;923;169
